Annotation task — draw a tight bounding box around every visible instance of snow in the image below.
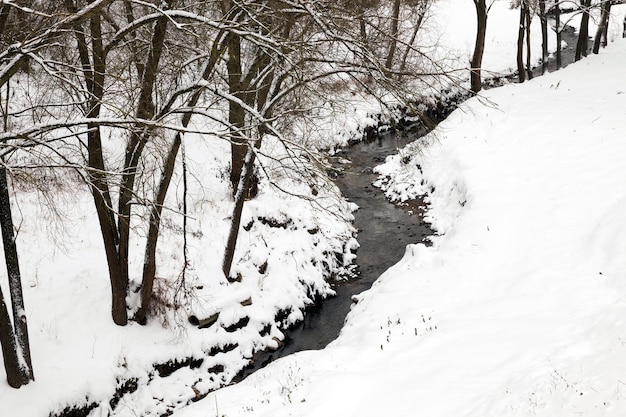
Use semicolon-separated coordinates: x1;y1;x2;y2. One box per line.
170;11;626;417
3;1;626;416
0;132;358;416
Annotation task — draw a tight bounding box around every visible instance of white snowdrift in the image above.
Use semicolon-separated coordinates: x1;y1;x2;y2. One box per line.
173;39;626;417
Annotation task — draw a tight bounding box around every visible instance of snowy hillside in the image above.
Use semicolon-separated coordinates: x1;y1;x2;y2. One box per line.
171;37;626;417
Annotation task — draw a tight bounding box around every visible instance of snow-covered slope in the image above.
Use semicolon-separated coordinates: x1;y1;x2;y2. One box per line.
172;39;626;417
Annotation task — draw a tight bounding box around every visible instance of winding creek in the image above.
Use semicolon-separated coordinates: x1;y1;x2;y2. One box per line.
238;21;580;375
229;127;433;382
233;129;434;381
280;130;434;355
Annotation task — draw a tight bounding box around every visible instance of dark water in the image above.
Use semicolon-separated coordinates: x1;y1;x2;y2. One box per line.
232;130;432;381
277;132;432;355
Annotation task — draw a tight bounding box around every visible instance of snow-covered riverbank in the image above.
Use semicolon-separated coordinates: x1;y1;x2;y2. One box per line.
171;18;626;417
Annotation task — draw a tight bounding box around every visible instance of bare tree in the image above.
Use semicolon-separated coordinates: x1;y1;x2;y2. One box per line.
61;0;188;325
524;2;533;80
0;165;34;388
538;0;548;73
553;0;562;69
517;0;526;82
0;5;37;386
386;0;403;70
135;25;231;324
62;0;129;325
0;76;33;387
592;0;611;54
575;0;591;61
0;0;462;329
471;0;489;92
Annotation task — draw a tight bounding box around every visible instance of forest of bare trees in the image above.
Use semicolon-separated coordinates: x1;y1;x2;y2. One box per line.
0;0;621;390
0;0;444;388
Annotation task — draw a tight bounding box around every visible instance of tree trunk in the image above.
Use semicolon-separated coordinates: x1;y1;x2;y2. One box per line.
555;2;562;69
92;12;129;326
0;5;11;39
135;32;229;324
65;0;127;325
592;1;611;54
0;166;33;386
0;283;28;388
118;11;170;317
358;5;368;48
525;4;533;80
385;0;402;70
223;144;257;279
575;0;590;61
0;71;28;389
226;31;248;195
538;0;548;74
470;0;488;93
399;6;427;74
517;3;526;83
134;134;181;324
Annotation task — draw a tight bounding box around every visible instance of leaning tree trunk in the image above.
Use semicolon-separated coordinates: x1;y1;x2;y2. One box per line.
592;0;611;54
470;0;488;93
223;144;257;279
399;5;427;74
65;1;127;326
0;166;33;387
0;73;30;389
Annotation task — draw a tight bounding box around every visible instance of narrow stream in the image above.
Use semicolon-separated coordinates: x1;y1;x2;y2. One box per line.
277;130;433;355
232;129;433;382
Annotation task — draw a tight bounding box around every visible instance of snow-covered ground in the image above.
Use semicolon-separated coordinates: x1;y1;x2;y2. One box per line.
3;1;626;416
170;10;626;417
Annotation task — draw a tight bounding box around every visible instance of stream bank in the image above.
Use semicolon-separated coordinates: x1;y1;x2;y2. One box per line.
234;19;582;378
